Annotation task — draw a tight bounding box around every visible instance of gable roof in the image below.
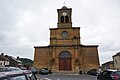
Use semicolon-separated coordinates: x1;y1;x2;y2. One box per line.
113;52;120;57
0;55;9;61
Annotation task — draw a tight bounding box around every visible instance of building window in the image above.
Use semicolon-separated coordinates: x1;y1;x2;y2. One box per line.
4;61;6;65
0;63;2;66
65;16;69;23
115;60;117;64
59;51;71;58
62;31;68;38
61;16;69;23
61;16;64;23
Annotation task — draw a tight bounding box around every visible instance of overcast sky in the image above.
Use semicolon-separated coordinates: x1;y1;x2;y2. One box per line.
0;0;120;65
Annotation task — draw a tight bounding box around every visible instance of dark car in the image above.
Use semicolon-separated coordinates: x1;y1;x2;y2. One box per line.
87;69;98;76
97;69;117;80
0;70;37;80
39;68;49;75
111;71;120;80
31;67;38;74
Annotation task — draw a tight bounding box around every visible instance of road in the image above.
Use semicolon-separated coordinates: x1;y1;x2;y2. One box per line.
36;74;97;80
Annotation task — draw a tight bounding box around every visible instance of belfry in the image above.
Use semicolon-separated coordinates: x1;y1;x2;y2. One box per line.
34;6;100;73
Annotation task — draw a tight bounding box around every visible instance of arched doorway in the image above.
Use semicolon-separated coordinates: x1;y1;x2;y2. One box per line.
59;51;72;70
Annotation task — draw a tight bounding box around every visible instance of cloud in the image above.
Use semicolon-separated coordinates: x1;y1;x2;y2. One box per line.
0;0;120;65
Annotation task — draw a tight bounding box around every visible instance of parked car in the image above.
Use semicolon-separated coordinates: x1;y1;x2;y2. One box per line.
0;67;9;72
0;70;37;80
5;67;22;71
31;67;38;74
39;68;49;75
21;67;27;70
0;67;21;72
87;69;98;76
97;69;117;80
111;70;120;80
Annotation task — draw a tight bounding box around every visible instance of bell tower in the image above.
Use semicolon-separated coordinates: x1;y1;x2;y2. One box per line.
50;6;81;45
34;6;99;74
57;6;72;28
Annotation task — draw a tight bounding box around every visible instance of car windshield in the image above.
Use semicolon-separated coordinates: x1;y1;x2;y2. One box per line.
10;75;26;80
41;69;45;70
116;71;120;74
41;68;48;70
6;67;21;71
0;70;37;80
31;67;36;70
112;71;120;75
0;68;6;72
0;67;9;72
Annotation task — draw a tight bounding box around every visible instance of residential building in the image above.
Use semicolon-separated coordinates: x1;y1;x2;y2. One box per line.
113;52;120;70
101;61;114;71
5;55;23;67
0;53;9;67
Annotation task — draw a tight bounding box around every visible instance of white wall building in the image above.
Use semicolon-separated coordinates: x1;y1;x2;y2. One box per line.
0;60;9;67
0;54;9;67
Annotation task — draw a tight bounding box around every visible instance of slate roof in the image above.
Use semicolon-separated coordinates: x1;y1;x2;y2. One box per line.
0;55;9;61
113;52;120;57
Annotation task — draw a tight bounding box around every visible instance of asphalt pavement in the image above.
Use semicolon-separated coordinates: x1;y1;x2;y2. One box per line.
36;74;97;80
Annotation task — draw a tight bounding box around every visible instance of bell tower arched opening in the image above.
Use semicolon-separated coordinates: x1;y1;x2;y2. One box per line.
61;16;64;23
65;16;69;23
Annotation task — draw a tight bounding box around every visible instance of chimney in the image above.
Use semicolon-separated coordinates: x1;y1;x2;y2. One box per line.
17;56;19;59
1;53;4;56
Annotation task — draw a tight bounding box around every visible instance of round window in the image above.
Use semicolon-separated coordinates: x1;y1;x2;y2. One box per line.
62;31;68;37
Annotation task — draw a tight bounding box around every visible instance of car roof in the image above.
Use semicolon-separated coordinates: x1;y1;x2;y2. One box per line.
0;67;22;72
105;69;117;72
5;67;21;69
0;70;31;78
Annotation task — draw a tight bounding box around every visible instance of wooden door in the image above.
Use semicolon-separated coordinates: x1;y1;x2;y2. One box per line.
59;58;71;70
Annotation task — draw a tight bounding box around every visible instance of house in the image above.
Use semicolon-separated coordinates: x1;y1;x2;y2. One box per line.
113;52;120;70
0;53;9;67
101;61;114;71
5;55;23;67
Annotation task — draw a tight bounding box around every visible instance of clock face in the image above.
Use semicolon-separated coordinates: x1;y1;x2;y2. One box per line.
62;31;68;37
62;12;67;16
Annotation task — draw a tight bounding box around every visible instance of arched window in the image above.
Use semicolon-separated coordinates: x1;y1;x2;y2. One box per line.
65;16;69;23
61;16;64;23
59;51;71;58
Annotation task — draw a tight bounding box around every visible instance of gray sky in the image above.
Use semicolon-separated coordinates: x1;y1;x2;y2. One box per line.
0;0;120;65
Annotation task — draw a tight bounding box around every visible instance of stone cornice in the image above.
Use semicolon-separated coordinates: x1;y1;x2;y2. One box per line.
49;27;80;30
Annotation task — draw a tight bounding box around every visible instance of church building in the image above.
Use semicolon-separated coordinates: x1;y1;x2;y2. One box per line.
34;6;100;73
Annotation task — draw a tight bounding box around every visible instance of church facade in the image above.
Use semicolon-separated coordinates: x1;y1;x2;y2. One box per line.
34;6;100;73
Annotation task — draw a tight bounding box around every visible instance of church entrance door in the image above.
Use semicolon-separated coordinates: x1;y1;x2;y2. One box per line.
59;51;71;70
